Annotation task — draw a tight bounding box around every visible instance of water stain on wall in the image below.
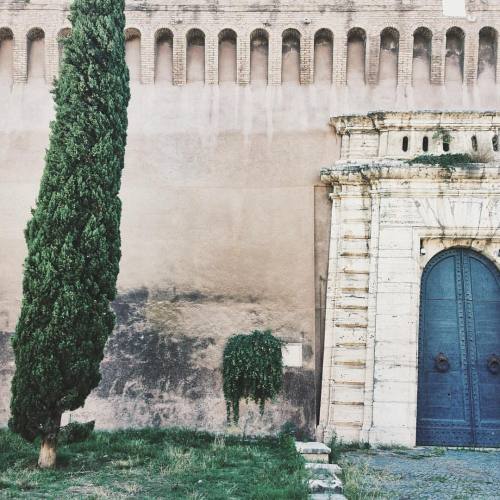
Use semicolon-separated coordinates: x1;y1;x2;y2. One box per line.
412;28;432;85
155;29;173;84
218;29;237;83
27;28;45;82
99;288;216;401
71;287;317;436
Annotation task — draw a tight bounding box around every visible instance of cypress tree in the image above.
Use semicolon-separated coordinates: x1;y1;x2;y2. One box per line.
9;0;130;468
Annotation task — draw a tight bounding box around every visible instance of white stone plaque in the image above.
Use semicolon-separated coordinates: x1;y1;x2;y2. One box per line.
282;343;303;368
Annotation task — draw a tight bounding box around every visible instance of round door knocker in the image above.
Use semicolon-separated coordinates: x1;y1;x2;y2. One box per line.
487;354;500;375
434;353;450;373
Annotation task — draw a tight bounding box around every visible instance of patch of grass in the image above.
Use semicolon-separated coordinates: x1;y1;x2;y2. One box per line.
376;444;409;451
0;428;308;499
451;446;495;453
327;436;370;464
341;462;383;500
408;153;475;167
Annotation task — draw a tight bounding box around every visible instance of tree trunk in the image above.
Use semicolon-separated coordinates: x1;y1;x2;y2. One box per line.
38;437;57;469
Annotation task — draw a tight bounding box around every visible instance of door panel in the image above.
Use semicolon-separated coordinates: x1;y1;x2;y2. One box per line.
467;253;500;446
417;248;500;447
417;252;472;446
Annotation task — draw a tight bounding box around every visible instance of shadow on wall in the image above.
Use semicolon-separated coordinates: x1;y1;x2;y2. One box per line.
155;28;173;84
379;27;399;86
478;27;498;87
282;29;301;84
347;27;366;86
126;28;141;83
187;29;205;84
27;28;45;83
314;29;333;84
0;28;13;84
250;28;269;84
219;29;237;84
413;27;432;86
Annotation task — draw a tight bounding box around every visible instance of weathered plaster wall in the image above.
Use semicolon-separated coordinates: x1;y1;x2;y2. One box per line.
0;82;337;436
1;0;500;436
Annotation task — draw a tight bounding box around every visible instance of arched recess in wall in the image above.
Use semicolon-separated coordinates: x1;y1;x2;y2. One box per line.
218;29;237;83
445;27;465;84
125;28;141;82
57;28;71;68
314;28;333;84
27;28;45;82
478;27;497;84
0;28;13;83
412;27;432;86
186;29;205;83
347;27;366;85
379;27;399;86
155;28;173;84
282;28;301;84
250;29;269;84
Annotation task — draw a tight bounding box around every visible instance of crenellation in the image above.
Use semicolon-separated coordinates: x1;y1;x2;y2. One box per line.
0;3;498;89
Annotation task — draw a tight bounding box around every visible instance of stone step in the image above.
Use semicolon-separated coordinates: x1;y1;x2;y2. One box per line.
305;462;342;475
296;441;331;463
308;477;343;494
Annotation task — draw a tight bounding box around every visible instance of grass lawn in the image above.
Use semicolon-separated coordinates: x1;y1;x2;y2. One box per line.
0;428;308;499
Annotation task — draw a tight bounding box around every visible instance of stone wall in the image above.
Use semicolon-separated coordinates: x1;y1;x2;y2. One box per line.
0;1;500;437
0;2;500;92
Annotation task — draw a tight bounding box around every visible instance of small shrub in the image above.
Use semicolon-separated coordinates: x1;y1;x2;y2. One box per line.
432;127;453;146
279;421;298;439
408;153;474;166
223;330;284;423
59;421;95;444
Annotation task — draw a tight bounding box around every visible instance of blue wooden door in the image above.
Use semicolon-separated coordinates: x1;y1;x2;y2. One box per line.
417;248;500;447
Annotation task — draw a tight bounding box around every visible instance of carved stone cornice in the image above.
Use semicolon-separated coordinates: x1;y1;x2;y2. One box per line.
330;111;500;136
321;161;500;186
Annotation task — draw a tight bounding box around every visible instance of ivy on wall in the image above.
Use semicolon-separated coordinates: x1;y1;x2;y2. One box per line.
409;153;474;166
223;330;284;423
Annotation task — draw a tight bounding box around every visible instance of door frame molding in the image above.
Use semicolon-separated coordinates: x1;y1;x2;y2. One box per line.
367;231;500;446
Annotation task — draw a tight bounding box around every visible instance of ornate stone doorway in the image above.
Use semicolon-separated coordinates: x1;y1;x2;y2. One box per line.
318;111;500;447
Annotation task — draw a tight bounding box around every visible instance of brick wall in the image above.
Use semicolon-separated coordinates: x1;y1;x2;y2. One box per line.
0;1;499;87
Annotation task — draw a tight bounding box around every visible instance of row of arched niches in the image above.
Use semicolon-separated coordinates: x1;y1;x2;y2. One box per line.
0;25;498;86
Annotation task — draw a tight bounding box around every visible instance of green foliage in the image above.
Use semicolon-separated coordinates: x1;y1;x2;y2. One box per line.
9;0;130;443
327;435;370;464
408;153;474;167
0;428;309;499
432;127;453;145
223;330;284;423
280;421;299;439
59;421;95;444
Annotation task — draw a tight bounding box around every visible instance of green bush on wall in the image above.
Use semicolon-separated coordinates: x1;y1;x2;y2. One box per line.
223;330;284;423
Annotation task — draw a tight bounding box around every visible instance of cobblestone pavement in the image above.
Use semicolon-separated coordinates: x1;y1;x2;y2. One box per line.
342;447;500;500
